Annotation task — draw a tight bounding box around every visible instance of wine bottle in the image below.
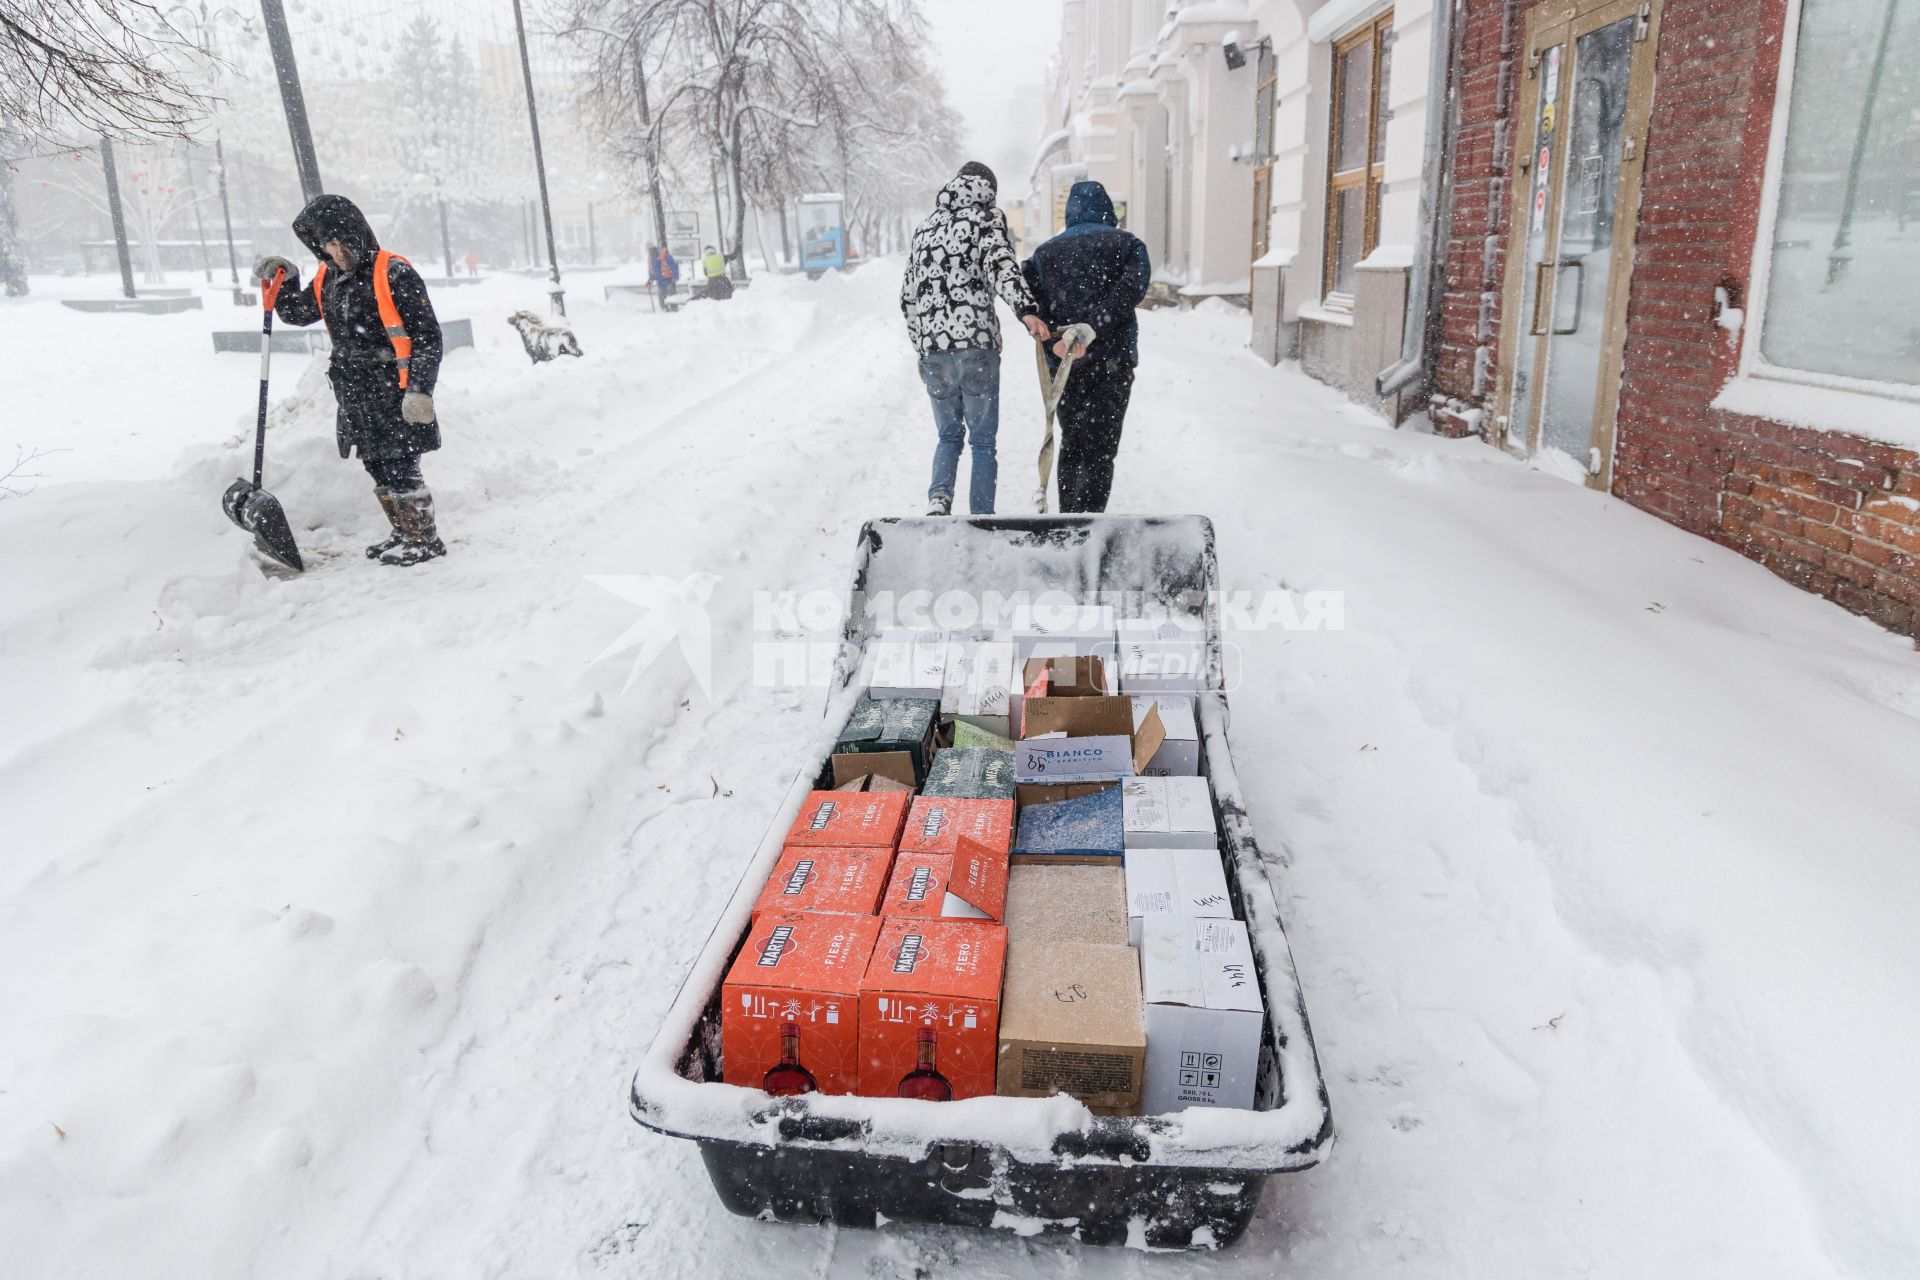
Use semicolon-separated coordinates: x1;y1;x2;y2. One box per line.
762;1021;818;1096
896;1026;954;1101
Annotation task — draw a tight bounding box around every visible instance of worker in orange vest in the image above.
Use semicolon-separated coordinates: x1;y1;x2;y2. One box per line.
254;194;447;566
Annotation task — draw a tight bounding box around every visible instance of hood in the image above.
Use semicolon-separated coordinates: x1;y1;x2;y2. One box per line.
1063;181;1118;229
293;193;380;267
936;172;996;213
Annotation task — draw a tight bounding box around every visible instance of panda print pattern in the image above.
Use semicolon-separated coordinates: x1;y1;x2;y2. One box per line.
900;173;1039;356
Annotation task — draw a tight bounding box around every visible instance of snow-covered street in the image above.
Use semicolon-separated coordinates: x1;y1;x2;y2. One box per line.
3;266;1918;1278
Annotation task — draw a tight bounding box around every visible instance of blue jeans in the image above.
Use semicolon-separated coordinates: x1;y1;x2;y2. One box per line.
920;348;1000;514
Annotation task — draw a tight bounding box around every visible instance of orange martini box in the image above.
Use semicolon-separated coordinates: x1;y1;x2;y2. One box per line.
897;796;1015;861
722;911;881;1096
783;789;910;852
750;846;893;921
856;917;1007;1099
878;837;1009;923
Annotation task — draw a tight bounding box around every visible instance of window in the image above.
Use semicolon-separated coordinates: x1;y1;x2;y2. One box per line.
1323;13;1393;303
1252;41;1278;262
1749;0;1919;393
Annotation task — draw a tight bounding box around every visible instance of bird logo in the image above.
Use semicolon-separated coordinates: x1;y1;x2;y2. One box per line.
586;573;721;698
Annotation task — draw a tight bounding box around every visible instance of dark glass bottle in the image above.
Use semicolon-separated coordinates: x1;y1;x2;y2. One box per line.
897;1026;954;1101
762;1022;818;1096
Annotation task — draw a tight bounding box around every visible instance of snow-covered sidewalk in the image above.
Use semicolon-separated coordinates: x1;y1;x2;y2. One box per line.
1;267;1915;1278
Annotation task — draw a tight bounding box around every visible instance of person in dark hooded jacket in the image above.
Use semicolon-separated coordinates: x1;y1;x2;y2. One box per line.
1022;180;1151;514
253;194;447;566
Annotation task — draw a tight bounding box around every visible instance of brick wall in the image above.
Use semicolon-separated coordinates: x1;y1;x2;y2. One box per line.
1431;0;1920;641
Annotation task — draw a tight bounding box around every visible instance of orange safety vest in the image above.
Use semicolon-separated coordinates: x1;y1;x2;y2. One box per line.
312;250;415;389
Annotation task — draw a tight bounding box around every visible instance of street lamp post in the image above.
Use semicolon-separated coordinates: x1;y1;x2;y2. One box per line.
258;0;323;204
510;0;565;316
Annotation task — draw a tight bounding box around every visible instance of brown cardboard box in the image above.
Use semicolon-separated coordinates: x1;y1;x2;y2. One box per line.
1015;656;1164;784
1002;865;1128;945
995;940;1145;1112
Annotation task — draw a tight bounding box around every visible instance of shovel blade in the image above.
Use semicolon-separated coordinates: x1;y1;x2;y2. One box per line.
222;479;305;573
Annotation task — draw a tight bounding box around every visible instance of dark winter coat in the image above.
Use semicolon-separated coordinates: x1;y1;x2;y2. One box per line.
1023;182;1152;367
274;194;445;461
900;173;1038;356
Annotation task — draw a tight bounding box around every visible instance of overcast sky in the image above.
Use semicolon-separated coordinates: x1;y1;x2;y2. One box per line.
925;0;1064;196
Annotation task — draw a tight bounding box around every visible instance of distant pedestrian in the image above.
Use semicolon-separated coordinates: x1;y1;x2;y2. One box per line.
1022;180;1150;514
701;244;733;300
646;242;680;309
252;194;448;567
900;161;1050;516
464;249;479;278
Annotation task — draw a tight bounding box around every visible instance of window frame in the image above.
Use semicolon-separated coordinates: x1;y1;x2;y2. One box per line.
1738;0;1920;405
1322;12;1393;308
1252;40;1278;263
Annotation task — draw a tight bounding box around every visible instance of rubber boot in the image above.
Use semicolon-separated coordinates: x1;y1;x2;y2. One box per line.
365;488;406;560
379;488;448;567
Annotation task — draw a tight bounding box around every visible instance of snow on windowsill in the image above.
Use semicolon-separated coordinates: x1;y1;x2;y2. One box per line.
1253;247;1298;271
1180;279;1253;297
1357;243;1417;271
1712;373;1920;455
1298;302;1356;328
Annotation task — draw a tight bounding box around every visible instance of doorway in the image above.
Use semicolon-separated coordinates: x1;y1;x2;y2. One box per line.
1493;0;1661;488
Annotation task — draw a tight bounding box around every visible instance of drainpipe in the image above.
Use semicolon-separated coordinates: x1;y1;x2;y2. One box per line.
1375;0;1462;401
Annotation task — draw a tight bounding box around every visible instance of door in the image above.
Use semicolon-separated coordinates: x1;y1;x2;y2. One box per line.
1492;0;1660;488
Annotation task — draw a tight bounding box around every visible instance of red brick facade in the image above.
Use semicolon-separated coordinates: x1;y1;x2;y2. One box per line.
1431;0;1920;640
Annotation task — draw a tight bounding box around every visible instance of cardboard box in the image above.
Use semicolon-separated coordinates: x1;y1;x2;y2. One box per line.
941;640;1017;738
879;837;1008;922
1016;656;1163;783
952;719;1015;752
1003;865;1129;945
784;789;910;852
1115;616;1208;694
858;917;1006;1099
723;911;882;1095
1007;601;1117;663
1132;695;1200;776
923;747;1016;800
752;846;893;921
1123;847;1234;946
899;796;1014;860
1140;916;1264;1114
995;940;1145;1112
836;695;939;782
1121;776;1216;849
1012;784;1123;865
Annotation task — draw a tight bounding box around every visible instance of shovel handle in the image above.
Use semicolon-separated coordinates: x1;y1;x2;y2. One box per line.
261;267;286;312
252;271;283;489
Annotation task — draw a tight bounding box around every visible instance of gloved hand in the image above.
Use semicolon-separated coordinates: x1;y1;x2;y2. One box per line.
401;391;436;425
253;254;298;285
1053;322;1096;360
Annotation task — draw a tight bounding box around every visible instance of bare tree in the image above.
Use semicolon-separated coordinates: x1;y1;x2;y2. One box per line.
1;1;214;143
558;0;929;274
1;444;56;497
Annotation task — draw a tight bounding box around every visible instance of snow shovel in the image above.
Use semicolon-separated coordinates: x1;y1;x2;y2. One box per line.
220;269;305;573
1032;332;1083;514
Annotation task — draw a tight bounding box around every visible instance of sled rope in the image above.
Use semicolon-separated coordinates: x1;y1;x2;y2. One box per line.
1033;339;1079;514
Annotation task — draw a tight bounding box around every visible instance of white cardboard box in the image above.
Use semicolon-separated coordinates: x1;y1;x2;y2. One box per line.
1115;617;1207;694
1008;602;1117;664
943;640;1017;736
1121;776;1216;848
868;630;953;700
1132;695;1199;776
1124;847;1234;946
1140;916;1264;1113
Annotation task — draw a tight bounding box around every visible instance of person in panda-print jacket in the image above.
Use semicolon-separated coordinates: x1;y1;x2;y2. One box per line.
900;162;1050;518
